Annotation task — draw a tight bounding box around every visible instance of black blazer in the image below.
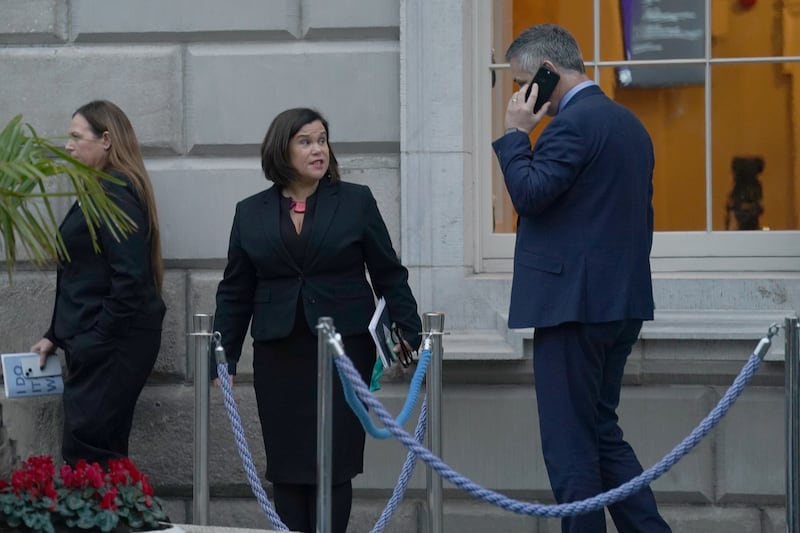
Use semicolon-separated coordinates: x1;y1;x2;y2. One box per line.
45;171;165;344
214;178;421;374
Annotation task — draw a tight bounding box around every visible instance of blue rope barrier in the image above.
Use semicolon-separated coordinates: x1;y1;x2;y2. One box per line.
216;364;290;531
333;349;765;518
339;347;432;439
213;346;431;532
370;397;428;533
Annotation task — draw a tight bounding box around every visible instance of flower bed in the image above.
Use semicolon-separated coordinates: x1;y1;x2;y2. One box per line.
0;456;172;533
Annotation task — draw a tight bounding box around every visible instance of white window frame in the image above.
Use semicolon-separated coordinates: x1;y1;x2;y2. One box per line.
471;0;800;274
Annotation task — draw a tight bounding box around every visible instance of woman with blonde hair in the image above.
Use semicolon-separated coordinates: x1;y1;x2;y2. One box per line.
31;100;165;466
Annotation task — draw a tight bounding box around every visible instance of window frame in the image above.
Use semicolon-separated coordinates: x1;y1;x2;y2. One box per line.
471;0;800;274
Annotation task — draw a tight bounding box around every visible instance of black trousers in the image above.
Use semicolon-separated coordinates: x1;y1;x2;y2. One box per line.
533;320;671;533
61;327;161;466
273;480;352;533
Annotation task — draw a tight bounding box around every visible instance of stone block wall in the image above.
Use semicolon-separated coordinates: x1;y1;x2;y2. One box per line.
0;1;796;532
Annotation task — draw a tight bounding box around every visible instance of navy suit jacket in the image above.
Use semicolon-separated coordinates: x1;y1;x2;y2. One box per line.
492;84;655;329
214;178;421;374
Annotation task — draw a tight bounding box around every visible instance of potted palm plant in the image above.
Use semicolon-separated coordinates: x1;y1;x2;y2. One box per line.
0;114;134;278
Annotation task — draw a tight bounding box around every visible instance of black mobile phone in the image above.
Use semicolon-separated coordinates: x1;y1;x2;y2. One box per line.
524;65;560;113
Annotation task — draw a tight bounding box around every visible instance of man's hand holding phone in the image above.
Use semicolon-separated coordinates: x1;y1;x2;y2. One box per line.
505;82;550;134
505;64;559;134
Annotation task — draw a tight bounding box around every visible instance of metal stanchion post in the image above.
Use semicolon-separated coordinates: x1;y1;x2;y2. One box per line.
316;317;334;533
423;312;445;533
190;313;213;525
786;316;799;533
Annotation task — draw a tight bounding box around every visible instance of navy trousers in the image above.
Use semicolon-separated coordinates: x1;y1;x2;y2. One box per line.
533;320;671;533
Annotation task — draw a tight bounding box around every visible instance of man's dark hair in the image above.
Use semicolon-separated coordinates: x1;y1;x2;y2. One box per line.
505;24;585;74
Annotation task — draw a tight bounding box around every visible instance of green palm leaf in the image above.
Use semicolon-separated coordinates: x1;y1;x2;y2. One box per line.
0;115;135;280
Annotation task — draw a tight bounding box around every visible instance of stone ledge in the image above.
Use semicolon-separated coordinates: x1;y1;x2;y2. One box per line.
442;311;529;361
70;0;300;40
442;329;523;360
0;0;66;44
642;309;796;361
446;308;797;362
178;526;284;533
175;514;396;533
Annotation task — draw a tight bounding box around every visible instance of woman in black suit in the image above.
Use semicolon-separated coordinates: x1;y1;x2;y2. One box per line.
31;100;165;467
213;107;421;533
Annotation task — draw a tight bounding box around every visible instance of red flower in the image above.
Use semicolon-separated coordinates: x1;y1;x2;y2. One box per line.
107;459;131;486
43;481;57;503
0;455;168;531
108;457;145;485
10;456;56;497
141;477;154;497
59;464;74;487
68;459;105;489
99;486;118;510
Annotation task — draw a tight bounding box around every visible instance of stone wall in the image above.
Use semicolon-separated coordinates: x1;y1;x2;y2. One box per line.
0;1;796;532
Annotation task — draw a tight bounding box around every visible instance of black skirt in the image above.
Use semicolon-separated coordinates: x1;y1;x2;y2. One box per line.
253;318;375;485
61;327;161;466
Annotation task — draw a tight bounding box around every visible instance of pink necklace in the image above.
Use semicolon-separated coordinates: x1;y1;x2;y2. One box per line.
289;199;306;213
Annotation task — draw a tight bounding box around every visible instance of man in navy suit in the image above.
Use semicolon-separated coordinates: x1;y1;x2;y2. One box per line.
492;25;671;533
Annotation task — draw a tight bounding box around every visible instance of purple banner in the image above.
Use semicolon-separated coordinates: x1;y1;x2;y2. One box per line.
617;0;705;88
619;0;639;60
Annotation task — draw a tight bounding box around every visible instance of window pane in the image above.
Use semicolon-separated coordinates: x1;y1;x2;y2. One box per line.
604;2;788;61
711;63;798;231
599;1;787;61
490;0;601;234
615;1;705;89
607;66;707;231
711;1;787;59
490;1;799;235
506;0;595;58
490;66;710;232
491;66;515;234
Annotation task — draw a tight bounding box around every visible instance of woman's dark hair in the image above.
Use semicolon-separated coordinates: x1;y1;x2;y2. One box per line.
260;108;341;186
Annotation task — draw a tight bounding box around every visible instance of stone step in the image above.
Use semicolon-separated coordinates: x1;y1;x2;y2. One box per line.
442;329;524;360
179;526;278;533
643;309;795;361
441;309;796;362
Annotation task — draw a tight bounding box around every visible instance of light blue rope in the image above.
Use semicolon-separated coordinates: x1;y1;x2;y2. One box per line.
214;350;430;532
338;348;432;439
216;364;290;531
333;350;764;517
370;397;428;533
